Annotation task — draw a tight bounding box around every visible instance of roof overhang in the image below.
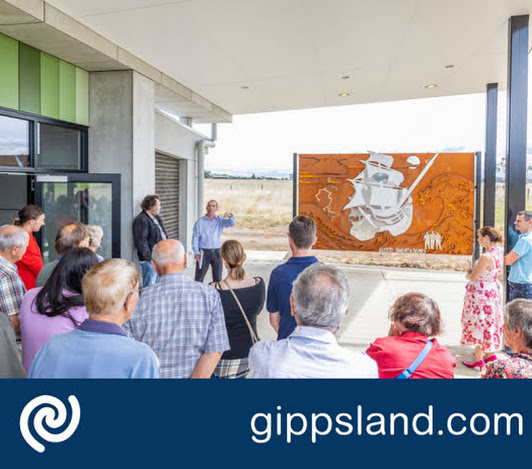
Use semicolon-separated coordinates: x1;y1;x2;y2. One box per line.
0;0;232;123
3;1;532;118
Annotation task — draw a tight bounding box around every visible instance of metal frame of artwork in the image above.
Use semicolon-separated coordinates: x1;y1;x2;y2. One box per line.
296;152;476;255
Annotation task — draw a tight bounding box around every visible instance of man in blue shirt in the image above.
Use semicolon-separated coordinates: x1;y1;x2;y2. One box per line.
267;215;318;339
30;259;159;379
505;210;532;301
192;200;236;282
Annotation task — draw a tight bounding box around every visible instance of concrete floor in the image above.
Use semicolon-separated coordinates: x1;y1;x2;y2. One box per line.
185;250;488;379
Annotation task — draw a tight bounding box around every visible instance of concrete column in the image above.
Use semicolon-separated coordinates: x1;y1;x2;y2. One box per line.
89;70;155;261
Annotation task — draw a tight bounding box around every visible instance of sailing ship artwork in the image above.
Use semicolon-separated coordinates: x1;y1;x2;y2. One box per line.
298;152;475;255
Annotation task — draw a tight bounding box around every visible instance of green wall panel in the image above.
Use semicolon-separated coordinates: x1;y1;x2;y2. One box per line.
19;43;40;114
40;53;59;119
75;68;89;126
59;60;76;122
0;33;88;125
0;34;19;109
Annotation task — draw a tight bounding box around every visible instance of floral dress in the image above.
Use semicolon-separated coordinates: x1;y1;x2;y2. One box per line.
460;247;503;351
482;352;532;379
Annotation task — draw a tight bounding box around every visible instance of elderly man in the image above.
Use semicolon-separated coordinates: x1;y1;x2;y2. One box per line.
124;239;229;378
36;223;90;287
133;195;168;288
29;259;159;378
0;225;29;333
248;263;378;378
268;215;318;339
192;199;236;283
505;210;532;301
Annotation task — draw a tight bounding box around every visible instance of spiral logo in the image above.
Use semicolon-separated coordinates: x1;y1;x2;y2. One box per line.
19;395;81;453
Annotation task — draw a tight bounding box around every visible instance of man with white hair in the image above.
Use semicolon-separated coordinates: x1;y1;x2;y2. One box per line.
124;239;229;378
0;225;29;333
248;263;378;378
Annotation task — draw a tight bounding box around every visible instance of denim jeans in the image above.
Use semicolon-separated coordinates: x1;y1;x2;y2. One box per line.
140;261;159;288
508;281;532;302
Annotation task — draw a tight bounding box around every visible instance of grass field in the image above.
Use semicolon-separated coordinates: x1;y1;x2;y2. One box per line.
204;179;292;230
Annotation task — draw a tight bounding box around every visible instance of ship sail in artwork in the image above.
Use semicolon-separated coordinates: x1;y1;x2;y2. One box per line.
343;152;439;241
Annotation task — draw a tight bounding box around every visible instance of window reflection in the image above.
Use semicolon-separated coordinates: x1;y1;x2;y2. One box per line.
0;115;30;167
41;182;112;263
39;123;81;169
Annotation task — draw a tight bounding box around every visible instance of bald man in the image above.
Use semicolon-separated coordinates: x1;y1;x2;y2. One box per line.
123;239;229;378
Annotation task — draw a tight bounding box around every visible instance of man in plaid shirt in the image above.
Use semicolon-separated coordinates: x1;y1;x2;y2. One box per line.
124;239;229;378
0;225;29;333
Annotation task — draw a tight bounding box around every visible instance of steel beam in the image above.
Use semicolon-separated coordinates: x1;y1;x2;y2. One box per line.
483;83;498;228
505;15;529;291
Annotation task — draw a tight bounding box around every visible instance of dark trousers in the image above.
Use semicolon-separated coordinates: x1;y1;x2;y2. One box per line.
195;248;223;283
508;281;532;302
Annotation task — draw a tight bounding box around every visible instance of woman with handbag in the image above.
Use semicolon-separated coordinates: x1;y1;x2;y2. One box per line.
365;293;457;378
210;240;265;378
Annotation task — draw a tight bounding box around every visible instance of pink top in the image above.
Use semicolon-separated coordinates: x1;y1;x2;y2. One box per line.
19;287;88;374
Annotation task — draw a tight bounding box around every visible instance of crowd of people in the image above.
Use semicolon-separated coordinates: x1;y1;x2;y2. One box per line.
1;197;532;379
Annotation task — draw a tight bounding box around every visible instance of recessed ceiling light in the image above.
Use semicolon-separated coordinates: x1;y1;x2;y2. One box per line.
241;85;249;89
338;92;350;97
425;84;438;89
340;75;350;80
445;64;455;69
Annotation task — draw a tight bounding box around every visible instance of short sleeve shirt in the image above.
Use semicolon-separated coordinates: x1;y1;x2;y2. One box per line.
266;256;318;340
509;232;532;283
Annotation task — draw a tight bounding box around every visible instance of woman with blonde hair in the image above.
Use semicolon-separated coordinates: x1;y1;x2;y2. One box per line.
461;226;504;370
210;240;265;378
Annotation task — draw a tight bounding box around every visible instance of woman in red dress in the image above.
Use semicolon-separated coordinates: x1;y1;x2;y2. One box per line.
15;205;45;290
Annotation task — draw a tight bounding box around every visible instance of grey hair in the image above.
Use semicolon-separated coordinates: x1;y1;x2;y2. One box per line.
87;225;103;248
292;263;349;329
518;210;532;221
505;299;532;348
0;225;29;251
151;239;185;266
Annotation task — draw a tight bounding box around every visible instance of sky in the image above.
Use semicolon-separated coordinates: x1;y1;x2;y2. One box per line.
196;91;513;177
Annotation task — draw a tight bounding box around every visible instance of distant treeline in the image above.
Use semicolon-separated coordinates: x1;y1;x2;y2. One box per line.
204;171;292;180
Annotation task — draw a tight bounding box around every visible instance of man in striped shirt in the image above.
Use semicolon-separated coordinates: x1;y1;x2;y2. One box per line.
0;225;29;334
124;239;229;378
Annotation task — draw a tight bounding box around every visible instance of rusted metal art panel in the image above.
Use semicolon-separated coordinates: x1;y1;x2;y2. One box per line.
298;152;475;255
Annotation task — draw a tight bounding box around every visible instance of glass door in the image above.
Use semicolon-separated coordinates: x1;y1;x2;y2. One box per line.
34;173;121;263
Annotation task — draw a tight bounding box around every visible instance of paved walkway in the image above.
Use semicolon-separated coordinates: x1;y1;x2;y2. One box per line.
186;251;488;378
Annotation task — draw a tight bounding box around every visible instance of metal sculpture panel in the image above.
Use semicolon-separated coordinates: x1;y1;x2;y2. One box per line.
298;152;475;255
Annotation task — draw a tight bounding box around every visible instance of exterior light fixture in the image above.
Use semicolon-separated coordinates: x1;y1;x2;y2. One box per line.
425;84;438;89
445;65;455;69
338;92;350;97
241;85;249;89
341;75;350;80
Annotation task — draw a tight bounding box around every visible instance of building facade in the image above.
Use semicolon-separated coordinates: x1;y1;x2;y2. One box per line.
0;0;231;263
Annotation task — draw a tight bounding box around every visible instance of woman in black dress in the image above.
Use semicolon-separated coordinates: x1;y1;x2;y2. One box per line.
211;240;265;378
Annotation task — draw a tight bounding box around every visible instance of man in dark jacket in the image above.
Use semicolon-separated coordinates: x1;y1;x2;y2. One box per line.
133;195;168;287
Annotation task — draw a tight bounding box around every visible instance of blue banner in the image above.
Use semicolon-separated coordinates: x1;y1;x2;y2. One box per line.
3;380;529;467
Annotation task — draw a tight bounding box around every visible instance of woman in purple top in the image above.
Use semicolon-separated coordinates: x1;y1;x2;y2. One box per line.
19;247;99;373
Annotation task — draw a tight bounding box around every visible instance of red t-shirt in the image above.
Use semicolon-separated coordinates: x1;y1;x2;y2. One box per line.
16;231;43;291
366;331;457;379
